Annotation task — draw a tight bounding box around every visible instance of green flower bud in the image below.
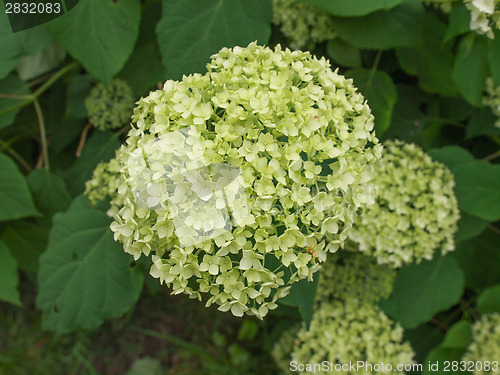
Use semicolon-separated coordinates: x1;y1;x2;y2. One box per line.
463;313;500;375
349;140;460;268
84;150;124;206
108;42;382;319
85;78;135;130
272;300;415;374
272;0;336;50
315;251;396;304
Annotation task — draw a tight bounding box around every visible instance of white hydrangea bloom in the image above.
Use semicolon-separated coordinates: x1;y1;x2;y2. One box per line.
462;313;500;375
272;300;415;374
348;140;459;268
107;42;382;319
465;0;500;38
272;0;336;50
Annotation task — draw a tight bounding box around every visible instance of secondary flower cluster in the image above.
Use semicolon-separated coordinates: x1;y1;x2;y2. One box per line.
484;77;500;128
85;78;135;130
348;140;460;268
272;300;415;374
463;313;500;374
85;150;124;206
106;42;382;319
315;251;396;304
272;0;336;50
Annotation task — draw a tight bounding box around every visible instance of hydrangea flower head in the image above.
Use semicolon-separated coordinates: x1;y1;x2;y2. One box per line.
272;300;415;374
315;251;396;304
463;313;500;374
108;42;381;319
85;78;135;130
465;0;500;38
272;0;336;50
348;139;459;268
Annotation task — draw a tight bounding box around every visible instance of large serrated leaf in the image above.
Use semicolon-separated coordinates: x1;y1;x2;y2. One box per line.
45;0;141;84
452;160;500;221
379;255;464;329
37;196;143;333
27;169;72;217
396;13;456;96
0;241;21;305
330;1;423;50
0;153;39;221
452;229;500;290
279;274;318;329
156;0;272;80
345;68;397;136
298;0;405;17
452;33;490;106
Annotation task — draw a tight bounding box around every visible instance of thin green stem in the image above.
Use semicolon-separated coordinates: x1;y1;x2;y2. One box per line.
483;150;500;161
33;99;49;170
0;139;32;173
0;61;79;117
370;50;382;80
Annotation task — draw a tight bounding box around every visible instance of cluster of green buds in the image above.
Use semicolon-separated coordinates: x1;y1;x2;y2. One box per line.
315;251;396;305
464;0;500;38
105;42;381;319
484;77;500;128
85;150;124;206
272;0;336;50
463;313;500;374
85;78;135;130
272;300;415;374
348;140;460;268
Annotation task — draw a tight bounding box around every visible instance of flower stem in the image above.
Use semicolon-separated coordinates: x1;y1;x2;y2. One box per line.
0;61;79;117
33;99;49;170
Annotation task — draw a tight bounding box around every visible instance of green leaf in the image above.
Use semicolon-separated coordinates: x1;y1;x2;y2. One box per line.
27;169;72;217
279;275;318;329
444;2;471;43
345;68;397;136
0;241;21;305
16;40;66;81
455;212;489;244
422;347;468;375
330;1;423;50
488;30;500;87
403;324;444;364
118;1;166;97
156;0;272;81
1;220;49;273
45;0;141;84
477;284;500;314
125;357;163;375
441;320;472;349
453;33;490;106
36;196;143;333
427;145;475;169
62;130;120;196
0;75;30;131
327;39;362;68
452;229;500;290
65;75;92;119
383;84;438;146
379;255;464;329
466;108;500;139
396;13;456;96
298;0;405;17
0;3;52;79
452;160;500;221
0;152;39;221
